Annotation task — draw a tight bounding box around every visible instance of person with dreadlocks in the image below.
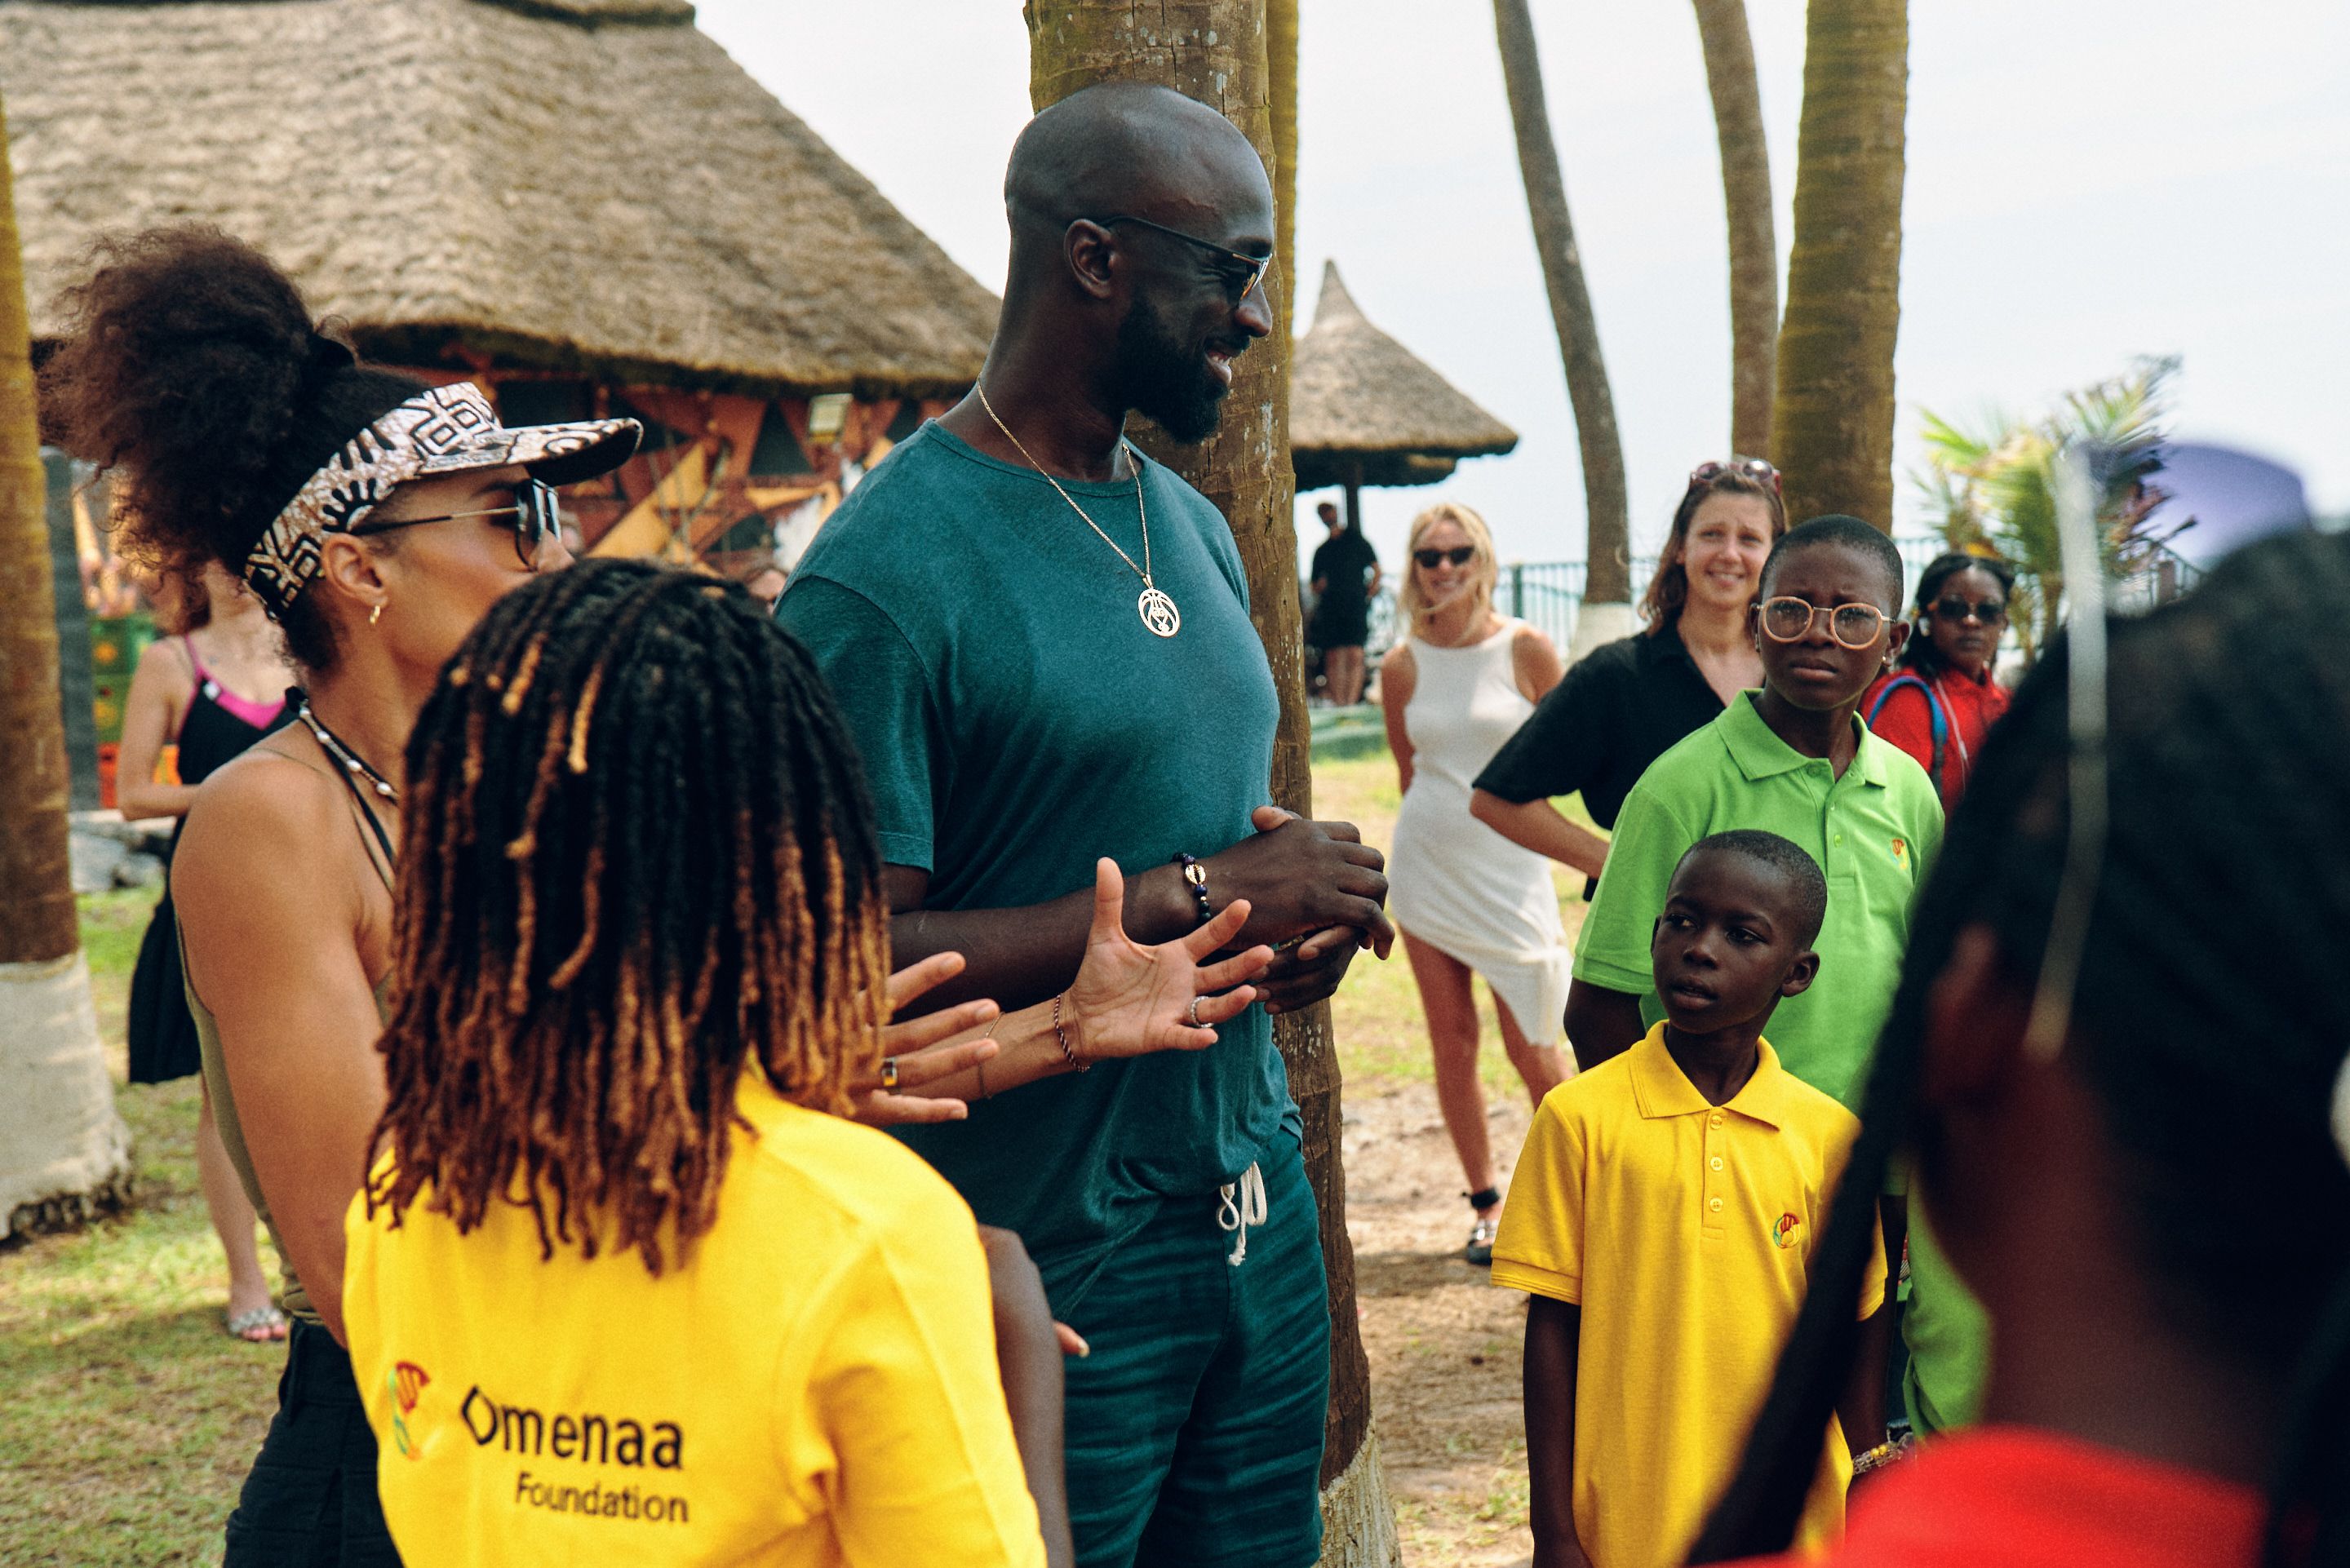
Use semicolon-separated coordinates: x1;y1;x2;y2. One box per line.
777;82;1390;1567
342;560;1278;1567
1686;527;2350;1568
39;225;642;1566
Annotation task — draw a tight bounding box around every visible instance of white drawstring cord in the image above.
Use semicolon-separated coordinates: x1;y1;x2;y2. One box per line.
1216;1162;1268;1266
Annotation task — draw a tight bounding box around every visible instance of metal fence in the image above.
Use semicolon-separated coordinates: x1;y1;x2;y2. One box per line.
1342;536;1953;660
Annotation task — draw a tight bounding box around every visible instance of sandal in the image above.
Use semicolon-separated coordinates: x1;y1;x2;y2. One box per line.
1464;1215;1500;1266
226;1305;288;1343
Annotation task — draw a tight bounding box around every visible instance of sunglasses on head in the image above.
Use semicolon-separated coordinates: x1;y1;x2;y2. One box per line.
349;479;561;569
1758;595;1888;649
1929;595;2006;624
1414;546;1476;569
1688;456;1782;496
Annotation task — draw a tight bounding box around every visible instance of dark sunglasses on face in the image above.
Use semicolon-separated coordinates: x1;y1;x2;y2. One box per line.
1091;214;1275;303
1688;455;1782;496
1758;595;1888;649
349;479;561;569
1414;546;1476;569
1929;595;2006;625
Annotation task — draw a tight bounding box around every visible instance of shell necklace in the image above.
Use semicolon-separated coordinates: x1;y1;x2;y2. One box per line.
978;385;1180;638
297;700;397;802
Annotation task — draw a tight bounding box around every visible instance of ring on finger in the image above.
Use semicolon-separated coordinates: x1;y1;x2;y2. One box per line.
880;1056;899;1091
1187;997;1204;1027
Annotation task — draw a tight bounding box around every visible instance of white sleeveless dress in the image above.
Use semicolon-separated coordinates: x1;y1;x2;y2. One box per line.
1388;618;1573;1046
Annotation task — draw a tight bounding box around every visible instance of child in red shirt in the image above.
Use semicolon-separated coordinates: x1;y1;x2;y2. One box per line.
1859;554;2013;810
1687;529;2350;1567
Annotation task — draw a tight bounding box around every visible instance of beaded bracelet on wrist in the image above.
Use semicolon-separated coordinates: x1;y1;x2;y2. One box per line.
1173;852;1213;927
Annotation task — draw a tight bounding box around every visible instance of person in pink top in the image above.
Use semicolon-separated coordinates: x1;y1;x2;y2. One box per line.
118;560;297;1341
1860;554;2014;810
1683;529;2350;1568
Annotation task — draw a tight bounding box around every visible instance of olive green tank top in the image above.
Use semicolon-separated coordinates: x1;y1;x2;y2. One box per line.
184;758;397;1326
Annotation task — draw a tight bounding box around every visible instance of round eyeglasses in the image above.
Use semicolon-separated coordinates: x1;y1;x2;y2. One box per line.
1758;596;1888;649
348;480;561;569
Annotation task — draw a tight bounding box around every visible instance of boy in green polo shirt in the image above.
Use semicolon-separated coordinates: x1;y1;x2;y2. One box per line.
1561;513;1987;1440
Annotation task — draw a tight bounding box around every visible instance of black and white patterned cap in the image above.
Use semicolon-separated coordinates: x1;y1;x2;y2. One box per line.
242;383;641;616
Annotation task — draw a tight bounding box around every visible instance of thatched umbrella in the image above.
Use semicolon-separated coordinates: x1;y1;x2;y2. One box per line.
0;0;997;401
1289;259;1518;531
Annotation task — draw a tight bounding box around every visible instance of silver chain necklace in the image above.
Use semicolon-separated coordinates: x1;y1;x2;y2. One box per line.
977;385;1181;638
297;700;397;802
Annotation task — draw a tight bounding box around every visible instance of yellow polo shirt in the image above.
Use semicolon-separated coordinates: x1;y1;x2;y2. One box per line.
1492;1026;1885;1568
343;1072;1047;1568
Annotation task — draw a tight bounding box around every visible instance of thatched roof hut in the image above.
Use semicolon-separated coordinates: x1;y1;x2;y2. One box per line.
1290;260;1516;526
1;0;997;401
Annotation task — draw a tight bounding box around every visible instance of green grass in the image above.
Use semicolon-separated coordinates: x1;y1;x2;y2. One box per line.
1;886;279;1565
1;761;1598;1562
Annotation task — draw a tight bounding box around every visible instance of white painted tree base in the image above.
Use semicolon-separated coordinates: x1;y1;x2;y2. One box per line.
1568;600;1641;664
0;951;134;1238
1318;1422;1402;1567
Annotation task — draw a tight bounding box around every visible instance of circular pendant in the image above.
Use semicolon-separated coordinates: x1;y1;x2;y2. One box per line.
1137;586;1182;638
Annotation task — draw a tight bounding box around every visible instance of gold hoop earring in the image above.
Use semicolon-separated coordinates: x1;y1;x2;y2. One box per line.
370;602;384;627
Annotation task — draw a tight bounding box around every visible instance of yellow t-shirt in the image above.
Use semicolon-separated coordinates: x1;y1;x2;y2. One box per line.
343;1073;1047;1568
1492;1025;1887;1568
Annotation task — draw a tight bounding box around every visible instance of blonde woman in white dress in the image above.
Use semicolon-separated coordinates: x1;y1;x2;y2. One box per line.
1378;502;1571;1263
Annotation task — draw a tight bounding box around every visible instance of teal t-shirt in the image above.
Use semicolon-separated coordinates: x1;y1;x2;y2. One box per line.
1573;692;1944;1110
776;422;1289;1307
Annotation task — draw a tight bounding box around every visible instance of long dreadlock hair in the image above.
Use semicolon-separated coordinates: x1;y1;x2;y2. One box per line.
366;560;892;1275
1688;526;2350;1562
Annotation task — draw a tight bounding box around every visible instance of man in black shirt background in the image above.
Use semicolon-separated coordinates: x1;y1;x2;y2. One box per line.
1308;499;1381;705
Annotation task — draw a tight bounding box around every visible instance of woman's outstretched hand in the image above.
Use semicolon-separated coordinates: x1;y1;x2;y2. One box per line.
1062;858;1274;1061
849;951;1000;1127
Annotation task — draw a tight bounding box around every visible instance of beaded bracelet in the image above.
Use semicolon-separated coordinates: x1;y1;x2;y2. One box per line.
1053;992;1089;1072
1173;852;1213;927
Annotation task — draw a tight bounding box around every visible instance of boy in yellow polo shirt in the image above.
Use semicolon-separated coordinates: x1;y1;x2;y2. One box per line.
1496;831;1888;1568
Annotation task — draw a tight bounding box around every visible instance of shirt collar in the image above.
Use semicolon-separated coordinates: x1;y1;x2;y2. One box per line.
1626;1024;1797;1131
1720;690;1887;787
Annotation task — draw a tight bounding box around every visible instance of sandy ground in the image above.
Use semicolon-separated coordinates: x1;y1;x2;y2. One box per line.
1346;1080;1539;1567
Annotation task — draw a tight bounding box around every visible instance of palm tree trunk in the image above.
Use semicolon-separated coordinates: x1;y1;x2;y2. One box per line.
1770;0;1909;530
1022;5;1397;1561
0;90;134;1238
1692;0;1777;458
1491;0;1632;640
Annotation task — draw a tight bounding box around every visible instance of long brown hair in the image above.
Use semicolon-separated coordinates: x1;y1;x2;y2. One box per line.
1637;460;1789;635
366;560;891;1274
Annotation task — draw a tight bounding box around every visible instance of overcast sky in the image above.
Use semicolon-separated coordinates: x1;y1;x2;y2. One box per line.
697;0;2349;571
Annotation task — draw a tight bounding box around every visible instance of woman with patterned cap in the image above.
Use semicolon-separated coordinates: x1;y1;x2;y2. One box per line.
41;226;645;1565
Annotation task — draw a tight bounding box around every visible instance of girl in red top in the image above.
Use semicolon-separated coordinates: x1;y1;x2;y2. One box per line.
1860;554;2015;809
1685;528;2350;1568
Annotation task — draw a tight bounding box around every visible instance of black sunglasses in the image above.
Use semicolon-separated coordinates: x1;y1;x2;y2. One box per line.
1929;595;2006;624
349;480;561;569
1092;214;1274;302
1414;546;1476;569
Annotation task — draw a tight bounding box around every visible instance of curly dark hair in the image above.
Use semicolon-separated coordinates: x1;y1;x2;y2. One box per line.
39;225;424;669
366;560;893;1275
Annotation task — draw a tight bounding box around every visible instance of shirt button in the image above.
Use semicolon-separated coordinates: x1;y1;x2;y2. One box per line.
1709;1114;1725;1127
1710;1156;1724;1171
1709;1197;1724;1212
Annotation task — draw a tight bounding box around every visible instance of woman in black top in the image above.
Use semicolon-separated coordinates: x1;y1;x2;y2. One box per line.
1471;459;1788;896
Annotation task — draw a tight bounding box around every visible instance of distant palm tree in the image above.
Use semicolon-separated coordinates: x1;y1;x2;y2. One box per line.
1692;0;1777;458
1022;7;1399;1559
0;90;133;1238
1771;0;1909;529
1919;357;2183;662
1492;0;1633;638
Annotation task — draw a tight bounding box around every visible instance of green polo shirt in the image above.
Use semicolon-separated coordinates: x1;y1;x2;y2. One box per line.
1573;691;1944;1110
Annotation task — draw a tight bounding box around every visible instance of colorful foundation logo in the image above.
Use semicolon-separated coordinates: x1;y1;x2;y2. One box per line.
1771;1212;1801;1250
1891;836;1909;868
388;1362;430;1459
